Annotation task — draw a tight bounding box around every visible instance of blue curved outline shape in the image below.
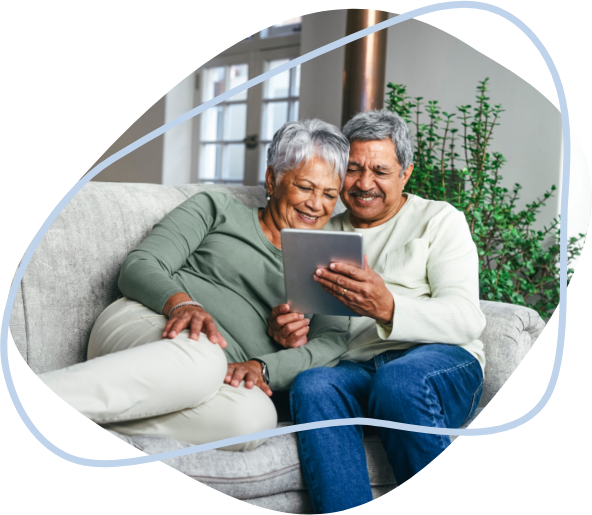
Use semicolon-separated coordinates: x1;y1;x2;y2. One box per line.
1;1;571;467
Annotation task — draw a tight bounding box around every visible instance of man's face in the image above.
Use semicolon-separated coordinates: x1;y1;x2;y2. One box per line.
341;139;413;227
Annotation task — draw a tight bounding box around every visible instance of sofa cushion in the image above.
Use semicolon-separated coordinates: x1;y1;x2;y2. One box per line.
477;301;545;406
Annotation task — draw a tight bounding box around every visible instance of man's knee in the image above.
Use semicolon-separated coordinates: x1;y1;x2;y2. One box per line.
369;364;428;417
291;367;339;400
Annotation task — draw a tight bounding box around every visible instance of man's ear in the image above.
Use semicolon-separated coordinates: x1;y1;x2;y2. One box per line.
402;163;414;183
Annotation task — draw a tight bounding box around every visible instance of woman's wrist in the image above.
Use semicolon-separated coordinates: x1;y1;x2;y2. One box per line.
162;292;193;316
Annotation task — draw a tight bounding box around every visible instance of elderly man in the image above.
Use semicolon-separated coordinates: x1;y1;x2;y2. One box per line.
268;109;486;513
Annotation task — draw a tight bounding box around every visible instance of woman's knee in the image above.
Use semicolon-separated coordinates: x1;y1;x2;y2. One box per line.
218;385;278;451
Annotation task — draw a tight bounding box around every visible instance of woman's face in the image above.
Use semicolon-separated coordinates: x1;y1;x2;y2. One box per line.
266;157;341;231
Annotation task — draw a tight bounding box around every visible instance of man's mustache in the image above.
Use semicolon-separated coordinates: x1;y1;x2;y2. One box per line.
347;188;385;199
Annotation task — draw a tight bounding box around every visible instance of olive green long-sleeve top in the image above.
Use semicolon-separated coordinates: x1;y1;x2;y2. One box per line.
118;191;349;391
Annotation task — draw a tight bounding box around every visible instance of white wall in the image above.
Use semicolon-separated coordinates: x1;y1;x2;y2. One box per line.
90;97;165;184
162;73;195;186
560;135;590;242
299;10;346;127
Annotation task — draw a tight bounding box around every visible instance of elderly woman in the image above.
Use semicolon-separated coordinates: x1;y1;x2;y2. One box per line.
40;119;350;451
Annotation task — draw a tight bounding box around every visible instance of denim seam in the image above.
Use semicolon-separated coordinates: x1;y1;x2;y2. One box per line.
422;380;449;452
425;358;483;438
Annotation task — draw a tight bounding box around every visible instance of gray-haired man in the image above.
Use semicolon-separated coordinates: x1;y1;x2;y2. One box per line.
268;109;486;513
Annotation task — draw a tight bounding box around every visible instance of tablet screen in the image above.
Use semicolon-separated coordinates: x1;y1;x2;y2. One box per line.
281;229;363;317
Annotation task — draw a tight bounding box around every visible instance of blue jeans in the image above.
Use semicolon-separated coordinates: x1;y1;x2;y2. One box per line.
290;344;483;514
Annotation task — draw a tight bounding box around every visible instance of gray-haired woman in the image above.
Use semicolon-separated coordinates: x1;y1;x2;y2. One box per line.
40;119;351;451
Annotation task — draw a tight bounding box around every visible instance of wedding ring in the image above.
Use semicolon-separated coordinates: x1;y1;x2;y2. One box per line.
342;288;347;296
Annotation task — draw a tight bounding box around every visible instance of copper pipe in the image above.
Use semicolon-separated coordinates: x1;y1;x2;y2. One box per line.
341;9;389;127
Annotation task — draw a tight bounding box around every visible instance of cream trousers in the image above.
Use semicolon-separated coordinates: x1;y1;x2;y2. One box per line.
40;297;278;451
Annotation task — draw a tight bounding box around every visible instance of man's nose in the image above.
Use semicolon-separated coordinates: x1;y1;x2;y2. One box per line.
357;171;375;191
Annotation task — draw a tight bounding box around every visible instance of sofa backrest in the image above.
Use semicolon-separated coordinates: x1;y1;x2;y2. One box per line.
9;182;268;374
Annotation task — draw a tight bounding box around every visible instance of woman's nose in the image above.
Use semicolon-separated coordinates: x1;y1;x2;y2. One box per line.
304;194;323;212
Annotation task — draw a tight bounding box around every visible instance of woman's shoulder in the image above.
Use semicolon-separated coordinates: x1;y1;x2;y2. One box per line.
182;190;253;216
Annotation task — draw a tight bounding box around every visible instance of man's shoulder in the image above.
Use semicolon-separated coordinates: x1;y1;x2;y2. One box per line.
406;194;463;225
324;212;347;231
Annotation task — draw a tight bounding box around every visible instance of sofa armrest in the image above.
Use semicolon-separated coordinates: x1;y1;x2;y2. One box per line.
478;300;546;407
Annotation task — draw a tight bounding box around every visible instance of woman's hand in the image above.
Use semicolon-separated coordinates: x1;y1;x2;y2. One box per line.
225;361;273;397
162;293;227;348
267;304;309;348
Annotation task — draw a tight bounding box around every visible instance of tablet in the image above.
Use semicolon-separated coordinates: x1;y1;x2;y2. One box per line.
281;228;363;317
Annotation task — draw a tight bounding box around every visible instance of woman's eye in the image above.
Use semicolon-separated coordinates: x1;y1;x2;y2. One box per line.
325;194;336;200
298;186;312;191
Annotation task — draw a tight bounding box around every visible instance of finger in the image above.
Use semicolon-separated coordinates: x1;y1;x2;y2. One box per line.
167;314;192;339
363;254;370;272
314;274;352;296
321;284;349;305
203;319;227;348
224;365;236;384
188;316;204;341
230;367;247;388
328;262;369;280
285;326;310;347
162;318;176;337
276;312;306;328
280;319;310;338
260;383;273;397
244;371;257;389
269;303;291;320
315;268;360;291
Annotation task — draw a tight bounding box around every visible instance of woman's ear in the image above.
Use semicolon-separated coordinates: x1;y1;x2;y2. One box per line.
265;166;276;197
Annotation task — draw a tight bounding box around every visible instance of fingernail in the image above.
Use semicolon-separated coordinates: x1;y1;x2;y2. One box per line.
316;269;322;276
299;314;304;319
330;263;335;269
162;332;167;337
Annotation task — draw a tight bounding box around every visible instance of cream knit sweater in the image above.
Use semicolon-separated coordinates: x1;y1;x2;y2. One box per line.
325;193;486;370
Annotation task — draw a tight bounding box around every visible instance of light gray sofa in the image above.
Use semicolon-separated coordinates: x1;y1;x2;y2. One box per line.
9;182;546;513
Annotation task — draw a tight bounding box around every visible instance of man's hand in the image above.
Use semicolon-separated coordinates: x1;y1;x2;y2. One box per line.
313;255;394;325
267;304;310;349
225;361;273;397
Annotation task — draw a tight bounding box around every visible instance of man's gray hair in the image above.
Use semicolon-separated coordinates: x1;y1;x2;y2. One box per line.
342;109;413;176
267;119;350;187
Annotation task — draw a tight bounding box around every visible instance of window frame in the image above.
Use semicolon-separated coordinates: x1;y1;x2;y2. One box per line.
191;33;301;186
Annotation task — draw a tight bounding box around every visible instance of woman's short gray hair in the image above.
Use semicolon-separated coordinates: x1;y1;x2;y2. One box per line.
267;119;350;187
342;109;413;176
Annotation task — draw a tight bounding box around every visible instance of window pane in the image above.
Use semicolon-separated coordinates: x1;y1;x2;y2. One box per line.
290;101;299;121
200;106;224;141
265;59;290;99
223;103;247;141
228;64;248;101
291;64;301;97
223;144;245;180
202;67;225;102
274;17;302;27
200;144;222;180
263;101;289;140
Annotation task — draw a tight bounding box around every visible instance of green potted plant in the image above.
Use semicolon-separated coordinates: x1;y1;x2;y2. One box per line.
386;78;585;319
